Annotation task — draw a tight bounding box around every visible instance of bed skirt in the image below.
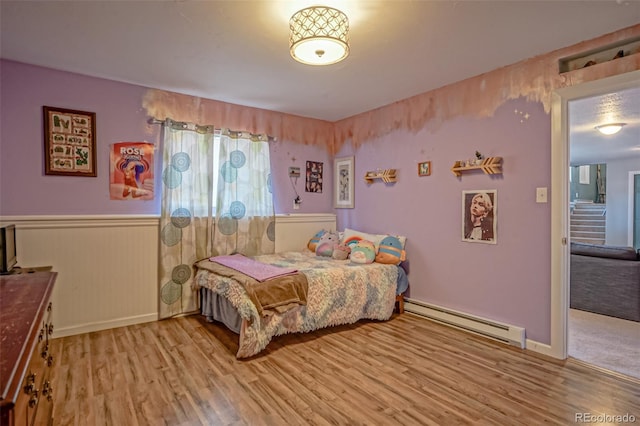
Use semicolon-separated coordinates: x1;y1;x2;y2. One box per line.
200;288;242;334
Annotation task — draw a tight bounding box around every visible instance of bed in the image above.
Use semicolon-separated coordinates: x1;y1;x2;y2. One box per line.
194;250;408;358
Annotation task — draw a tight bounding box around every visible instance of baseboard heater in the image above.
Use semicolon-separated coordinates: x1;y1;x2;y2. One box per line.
404;299;525;349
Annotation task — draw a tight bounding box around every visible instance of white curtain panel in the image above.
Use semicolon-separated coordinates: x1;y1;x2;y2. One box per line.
159;121;215;318
159;122;275;319
212;129;275;258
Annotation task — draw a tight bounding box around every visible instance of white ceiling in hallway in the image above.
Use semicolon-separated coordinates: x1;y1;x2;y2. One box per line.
569;86;640;165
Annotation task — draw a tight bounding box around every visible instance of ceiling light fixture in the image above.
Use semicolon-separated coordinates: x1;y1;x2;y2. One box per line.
289;6;350;66
595;123;626;135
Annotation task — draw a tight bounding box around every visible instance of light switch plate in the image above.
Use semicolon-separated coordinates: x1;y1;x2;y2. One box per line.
536;187;548;203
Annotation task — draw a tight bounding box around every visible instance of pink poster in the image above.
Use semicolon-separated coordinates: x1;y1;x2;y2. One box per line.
110;142;154;200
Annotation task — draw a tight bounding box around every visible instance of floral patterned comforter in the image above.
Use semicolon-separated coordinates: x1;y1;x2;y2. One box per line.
194;251;399;358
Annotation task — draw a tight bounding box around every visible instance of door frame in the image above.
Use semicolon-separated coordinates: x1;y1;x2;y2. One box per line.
629;171;640;247
549;69;640;359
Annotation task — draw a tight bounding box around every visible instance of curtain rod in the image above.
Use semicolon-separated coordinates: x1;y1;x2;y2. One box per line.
148;117;277;141
148;117;214;129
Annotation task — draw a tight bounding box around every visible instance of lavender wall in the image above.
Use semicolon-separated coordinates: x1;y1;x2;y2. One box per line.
0;59;552;343
0;60;333;216
1;61;159;215
336;99;552;341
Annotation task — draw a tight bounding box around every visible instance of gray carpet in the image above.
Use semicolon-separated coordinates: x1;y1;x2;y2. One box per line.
569;309;640;380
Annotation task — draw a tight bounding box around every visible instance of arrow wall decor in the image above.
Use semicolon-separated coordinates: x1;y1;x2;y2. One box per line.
364;169;397;184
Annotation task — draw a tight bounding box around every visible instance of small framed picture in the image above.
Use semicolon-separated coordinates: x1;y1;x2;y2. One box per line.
43;106;97;177
305;161;323;193
418;161;431;176
334;156;354;208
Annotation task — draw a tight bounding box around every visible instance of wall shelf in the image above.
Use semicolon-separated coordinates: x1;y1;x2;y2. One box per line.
364;169;397;184
558;36;640;73
451;157;502;177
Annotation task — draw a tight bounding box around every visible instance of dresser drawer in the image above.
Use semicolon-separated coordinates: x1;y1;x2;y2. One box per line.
8;304;55;426
0;272;56;426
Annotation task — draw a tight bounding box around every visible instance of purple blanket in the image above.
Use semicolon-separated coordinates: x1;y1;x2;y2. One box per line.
210;254;298;282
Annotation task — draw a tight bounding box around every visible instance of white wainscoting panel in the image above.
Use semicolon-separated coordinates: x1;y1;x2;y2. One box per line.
1;213;337;338
2;215;159;338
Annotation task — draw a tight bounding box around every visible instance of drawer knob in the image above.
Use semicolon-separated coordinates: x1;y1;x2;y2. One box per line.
41;380;53;401
23;373;37;394
28;394;38;408
28;389;39;407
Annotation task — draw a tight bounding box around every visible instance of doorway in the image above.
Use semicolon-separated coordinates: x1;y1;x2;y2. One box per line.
566;88;640;378
549;69;640;361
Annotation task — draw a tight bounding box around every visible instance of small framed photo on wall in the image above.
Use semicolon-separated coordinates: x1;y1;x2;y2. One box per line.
334;156;354;208
462;190;497;244
43;106;97;177
305;161;323;193
418;161;431;176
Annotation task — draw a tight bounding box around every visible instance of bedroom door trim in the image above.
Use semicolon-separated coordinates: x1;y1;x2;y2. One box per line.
629;171;640;248
549;69;640;359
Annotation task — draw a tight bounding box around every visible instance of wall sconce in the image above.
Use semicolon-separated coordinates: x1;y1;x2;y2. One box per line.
595;123;626;135
289;6;350;66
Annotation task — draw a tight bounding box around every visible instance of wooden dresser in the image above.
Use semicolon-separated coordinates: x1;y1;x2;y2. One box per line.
0;271;56;426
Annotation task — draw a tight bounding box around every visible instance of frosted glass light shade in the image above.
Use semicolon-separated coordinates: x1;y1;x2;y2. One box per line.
595;123;626;135
289;6;350;66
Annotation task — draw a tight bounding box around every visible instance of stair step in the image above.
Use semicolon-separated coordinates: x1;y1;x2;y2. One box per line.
571;225;605;231
572;210;605;215
572;237;606;245
571;229;605;235
570;202;606;243
571;215;607;223
574;203;605;208
573;208;606;214
571;231;606;239
571;219;605;226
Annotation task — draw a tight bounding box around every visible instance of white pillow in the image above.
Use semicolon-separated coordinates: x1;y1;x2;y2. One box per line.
342;228;382;250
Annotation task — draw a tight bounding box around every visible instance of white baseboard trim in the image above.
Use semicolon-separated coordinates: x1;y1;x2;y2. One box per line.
525;339;555;357
53;313;158;338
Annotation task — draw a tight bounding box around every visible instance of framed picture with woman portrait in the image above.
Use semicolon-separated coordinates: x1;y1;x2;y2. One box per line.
462;190;497;244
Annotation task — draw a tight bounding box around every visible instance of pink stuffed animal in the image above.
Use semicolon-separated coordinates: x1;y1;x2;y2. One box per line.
315;232;340;257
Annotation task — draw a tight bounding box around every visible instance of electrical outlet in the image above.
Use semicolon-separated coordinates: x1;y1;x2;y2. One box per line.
293;200;300;210
536;187;548;203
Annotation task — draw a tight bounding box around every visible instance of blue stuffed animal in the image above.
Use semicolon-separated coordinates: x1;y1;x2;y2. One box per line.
307;230;326;252
375;235;406;265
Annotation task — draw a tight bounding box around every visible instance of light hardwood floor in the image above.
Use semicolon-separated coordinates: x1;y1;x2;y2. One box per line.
49;313;640;425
